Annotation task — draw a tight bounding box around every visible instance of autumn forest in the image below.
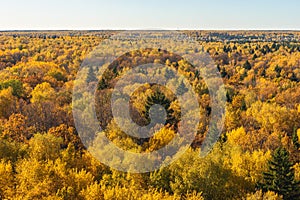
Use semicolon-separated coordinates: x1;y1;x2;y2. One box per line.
0;30;299;200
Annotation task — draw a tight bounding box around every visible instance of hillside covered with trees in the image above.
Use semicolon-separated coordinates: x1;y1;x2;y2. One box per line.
0;31;299;199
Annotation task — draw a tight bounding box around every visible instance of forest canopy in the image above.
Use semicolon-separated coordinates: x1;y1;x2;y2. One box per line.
0;30;299;199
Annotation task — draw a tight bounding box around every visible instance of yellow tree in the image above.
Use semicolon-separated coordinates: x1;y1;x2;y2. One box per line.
30;82;56;104
0;87;17;119
0;160;15;199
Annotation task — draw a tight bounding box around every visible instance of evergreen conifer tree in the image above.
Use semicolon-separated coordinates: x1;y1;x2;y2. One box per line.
260;147;300;200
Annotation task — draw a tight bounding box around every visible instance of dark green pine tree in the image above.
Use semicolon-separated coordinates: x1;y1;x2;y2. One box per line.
143;90;176;126
86;66;97;83
252;53;258;60
292;131;300;149
243;60;252;70
176;80;188;96
260;147;300;200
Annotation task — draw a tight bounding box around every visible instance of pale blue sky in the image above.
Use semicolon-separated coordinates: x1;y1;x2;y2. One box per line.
1;0;299;30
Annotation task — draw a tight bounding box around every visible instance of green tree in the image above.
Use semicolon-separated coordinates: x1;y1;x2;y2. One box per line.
0;79;24;97
143;90;176;126
260;147;300;200
243;60;252;70
86;66;97;83
176;79;188;96
292;130;300;150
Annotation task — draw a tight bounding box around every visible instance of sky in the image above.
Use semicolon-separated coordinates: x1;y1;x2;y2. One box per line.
1;0;300;30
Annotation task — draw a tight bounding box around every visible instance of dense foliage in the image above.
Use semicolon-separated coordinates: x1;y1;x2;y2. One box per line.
259;147;300;200
0;31;299;199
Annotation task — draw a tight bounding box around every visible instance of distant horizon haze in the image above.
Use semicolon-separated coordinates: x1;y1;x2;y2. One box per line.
1;0;300;30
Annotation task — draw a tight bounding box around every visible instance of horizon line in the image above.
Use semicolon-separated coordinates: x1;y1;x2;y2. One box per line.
1;29;300;32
